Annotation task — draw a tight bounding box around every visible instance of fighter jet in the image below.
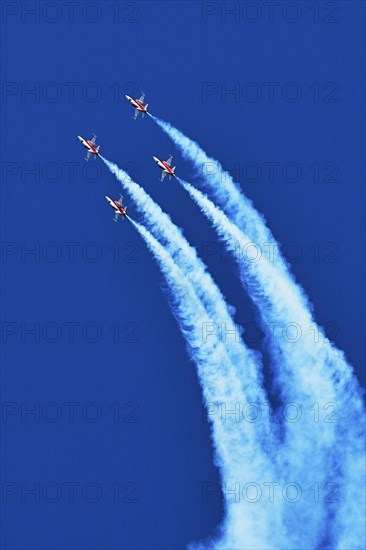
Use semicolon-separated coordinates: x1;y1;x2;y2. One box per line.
153;155;176;181
125;93;149;119
105;195;128;222
77;134;100;161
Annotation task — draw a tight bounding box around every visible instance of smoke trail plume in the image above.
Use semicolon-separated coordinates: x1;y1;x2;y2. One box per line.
177;178;342;546
151;119;365;549
129;218;287;549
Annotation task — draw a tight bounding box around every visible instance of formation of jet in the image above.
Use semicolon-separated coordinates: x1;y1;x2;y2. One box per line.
78;92;181;223
77;134;100;161
153;155;176;181
105;195;128;222
125;93;149;119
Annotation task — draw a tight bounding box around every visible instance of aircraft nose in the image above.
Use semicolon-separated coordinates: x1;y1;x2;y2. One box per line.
77;136;82;141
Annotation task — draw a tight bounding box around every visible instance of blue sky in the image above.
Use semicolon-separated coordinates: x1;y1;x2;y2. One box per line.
1;1;365;548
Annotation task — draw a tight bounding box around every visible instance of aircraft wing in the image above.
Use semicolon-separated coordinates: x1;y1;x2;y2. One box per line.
91;134;97;145
85;151;91;161
133;110;140;120
166;155;173;166
113;211;119;223
160;171;167;182
117;195;124;206
139;93;145;103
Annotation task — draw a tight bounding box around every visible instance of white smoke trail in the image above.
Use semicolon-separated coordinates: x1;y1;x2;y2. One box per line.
151;119;366;549
101;156;288;548
129;218;287;549
177;178;342;546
